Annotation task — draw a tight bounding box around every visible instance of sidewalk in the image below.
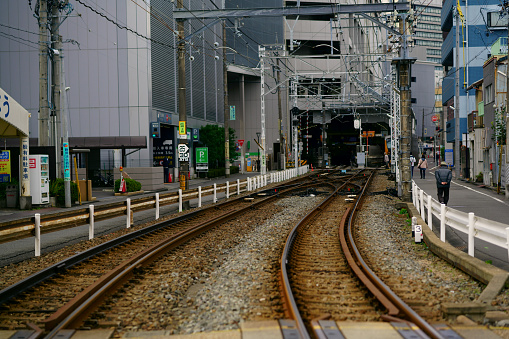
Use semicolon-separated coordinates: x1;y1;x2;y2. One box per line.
412;160;509;225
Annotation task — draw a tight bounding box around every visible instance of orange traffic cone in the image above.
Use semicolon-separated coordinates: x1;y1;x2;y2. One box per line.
168;172;172;183
311;164;314;171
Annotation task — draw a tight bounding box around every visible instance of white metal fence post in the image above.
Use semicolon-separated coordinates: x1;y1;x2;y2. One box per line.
226;181;230;199
126;198;131;228
412;182;416;206
237;179;240;195
179;189;183;212
412;216;417;237
440;203;446;242
420;190;425;220
35;213;41;257
213;183;217;203
155;193;160;220
89;205;94;240
468;213;475;257
198;186;202;207
427;195;432;230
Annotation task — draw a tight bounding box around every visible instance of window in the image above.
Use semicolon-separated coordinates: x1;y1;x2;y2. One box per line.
427;49;441;56
426;57;442;63
484;84;494;103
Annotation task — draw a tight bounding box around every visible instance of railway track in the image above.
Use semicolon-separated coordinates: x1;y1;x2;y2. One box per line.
280;170;446;339
0;172;334;337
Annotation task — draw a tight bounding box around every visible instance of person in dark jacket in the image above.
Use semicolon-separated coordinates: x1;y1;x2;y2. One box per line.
435;162;452;205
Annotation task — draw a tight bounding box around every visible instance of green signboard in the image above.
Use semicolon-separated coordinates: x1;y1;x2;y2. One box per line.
196;147;208;171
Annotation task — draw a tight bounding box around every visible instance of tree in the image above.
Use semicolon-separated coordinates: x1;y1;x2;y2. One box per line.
198;125;239;169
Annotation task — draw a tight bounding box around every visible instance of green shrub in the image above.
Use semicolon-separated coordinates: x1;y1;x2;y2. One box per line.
49;178;79;206
475;172;483;183
114;178;142;193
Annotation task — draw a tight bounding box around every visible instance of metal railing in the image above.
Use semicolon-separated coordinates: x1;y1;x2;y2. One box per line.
412;181;509;261
0;166;309;255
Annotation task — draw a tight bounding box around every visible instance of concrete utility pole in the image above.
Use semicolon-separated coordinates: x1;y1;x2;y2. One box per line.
38;0;50;146
51;3;62;177
454;5;461;178
259;46;267;175
177;0;189;193
276;57;285;170
223;19;230;178
394;12;415;202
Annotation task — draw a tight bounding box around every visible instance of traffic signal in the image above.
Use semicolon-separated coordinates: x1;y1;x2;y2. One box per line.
150;122;160;138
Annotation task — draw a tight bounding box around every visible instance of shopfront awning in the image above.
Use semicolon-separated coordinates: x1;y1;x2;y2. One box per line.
0;87;29;137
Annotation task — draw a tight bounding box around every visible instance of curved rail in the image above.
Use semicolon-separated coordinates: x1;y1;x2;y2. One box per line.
341;171;445;339
279;171;367;339
39;178;326;337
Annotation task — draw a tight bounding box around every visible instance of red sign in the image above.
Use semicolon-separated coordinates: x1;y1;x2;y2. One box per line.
431;115;438;122
29;158;36;169
238;139;244;147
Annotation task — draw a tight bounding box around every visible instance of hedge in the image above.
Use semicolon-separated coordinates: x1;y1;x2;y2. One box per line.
114;178;142;193
49;178;79;206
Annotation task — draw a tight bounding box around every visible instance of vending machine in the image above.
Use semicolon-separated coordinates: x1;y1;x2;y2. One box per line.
29;155;50;205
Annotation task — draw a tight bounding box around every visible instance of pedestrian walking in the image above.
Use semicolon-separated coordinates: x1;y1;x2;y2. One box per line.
435;162;452;205
417;154;428;179
384;152;390;169
410;154;416;177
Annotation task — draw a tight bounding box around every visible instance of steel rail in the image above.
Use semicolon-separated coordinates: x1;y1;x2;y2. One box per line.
279;171;367;339
42;179;323;338
0;176;311;308
341;171;445;339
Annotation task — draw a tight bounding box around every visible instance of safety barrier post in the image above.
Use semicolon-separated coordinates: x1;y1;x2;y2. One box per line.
198;186;202;207
226;181;230;199
412;182;416;206
237;179;240;195
257;176;260;189
411;216;416;237
89;205;94;240
126;198;131;228
468;213;475;257
213;183;217;203
427;195;432;230
420;190;425;220
179;189;183;212
155;193;160;220
35;213;41;257
440;204;446;242
264;175;267;186
247;178;251;191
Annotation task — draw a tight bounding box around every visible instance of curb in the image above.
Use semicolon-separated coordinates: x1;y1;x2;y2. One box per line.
404;202;509;320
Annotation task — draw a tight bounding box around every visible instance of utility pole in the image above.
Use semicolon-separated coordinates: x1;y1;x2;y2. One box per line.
277;57;285;170
259;46;267;175
38;0;50;146
454;5;461;178
51;3;62;177
394;11;415;202
177;0;189;194
223;18;230;178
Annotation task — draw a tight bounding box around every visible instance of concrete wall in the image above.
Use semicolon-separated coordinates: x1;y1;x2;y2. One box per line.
113;167;164;191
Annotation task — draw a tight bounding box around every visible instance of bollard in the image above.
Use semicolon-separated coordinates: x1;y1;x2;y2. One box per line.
427;195;432;230
468;213;475;257
35;213;41;257
198;186;202;207
440;203;446;242
237;179;240;195
155;193;160;220
179;189;183;212
89;205;95;240
226;181;230;199
411;216;417;238
126;198;131;228
213;183;217;203
415;224;423;243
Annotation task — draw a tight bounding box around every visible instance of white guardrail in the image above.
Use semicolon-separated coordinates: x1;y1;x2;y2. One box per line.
30;165;310;257
412;181;509;261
